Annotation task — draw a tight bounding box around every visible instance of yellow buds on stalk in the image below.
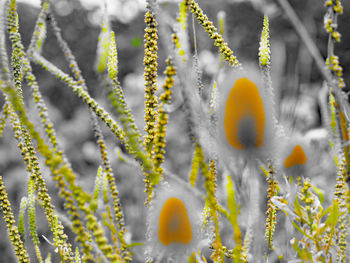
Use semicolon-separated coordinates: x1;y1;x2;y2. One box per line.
259;15;270;67
147;183;203;262
218;70;274;162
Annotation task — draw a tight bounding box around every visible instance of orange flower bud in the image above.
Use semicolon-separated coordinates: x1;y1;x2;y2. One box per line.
158;197;192;246
218;70;274;163
224;77;266;149
278;136;312;177
146;182;204;262
284;145;307;168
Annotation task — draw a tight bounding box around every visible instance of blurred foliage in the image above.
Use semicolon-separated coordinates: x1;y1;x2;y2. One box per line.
0;0;349;262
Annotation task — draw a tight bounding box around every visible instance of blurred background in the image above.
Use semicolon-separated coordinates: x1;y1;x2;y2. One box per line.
0;0;349;261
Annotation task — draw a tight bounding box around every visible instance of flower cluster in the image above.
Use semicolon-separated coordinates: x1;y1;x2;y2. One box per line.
258;16;271;67
0;176;30;262
185;0;240;67
143;8;159;154
262;164;279;251
153;58;176;174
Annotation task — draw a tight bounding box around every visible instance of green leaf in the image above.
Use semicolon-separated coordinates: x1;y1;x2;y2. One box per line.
116;148;126;162
45;253;52;263
290;238;302;256
292;221;313;240
226;176;242;261
189;142;201;187
325;200;339;229
291;239;313;262
126;242;144;248
294;194;303;218
320;204;332;219
312;185;325;204
131;37;142;48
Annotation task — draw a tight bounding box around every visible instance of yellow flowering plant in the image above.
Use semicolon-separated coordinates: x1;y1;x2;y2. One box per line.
0;0;349;262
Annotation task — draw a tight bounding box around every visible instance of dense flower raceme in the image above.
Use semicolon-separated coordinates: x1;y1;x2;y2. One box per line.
217;70;275;163
146;182;204;262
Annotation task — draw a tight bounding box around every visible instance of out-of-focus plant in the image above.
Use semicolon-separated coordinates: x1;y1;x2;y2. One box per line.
0;0;349;262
